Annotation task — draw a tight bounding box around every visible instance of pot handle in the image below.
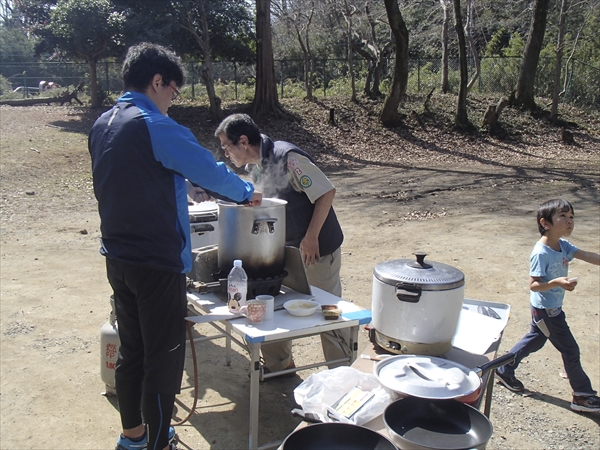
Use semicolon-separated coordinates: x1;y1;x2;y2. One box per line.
251;218;278;234
475;352;516;377
395;282;421;303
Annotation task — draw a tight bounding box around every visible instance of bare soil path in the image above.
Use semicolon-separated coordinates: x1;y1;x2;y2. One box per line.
1;102;598;450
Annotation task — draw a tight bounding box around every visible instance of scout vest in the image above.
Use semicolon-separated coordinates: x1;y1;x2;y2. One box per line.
255;135;343;256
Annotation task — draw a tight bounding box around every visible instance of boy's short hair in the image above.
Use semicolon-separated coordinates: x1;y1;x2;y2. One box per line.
537;198;574;235
122;42;185;92
215;114;262;146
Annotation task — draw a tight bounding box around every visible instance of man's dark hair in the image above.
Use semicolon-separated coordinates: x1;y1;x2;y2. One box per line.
537;198;574;235
122;42;185;91
215;114;262;146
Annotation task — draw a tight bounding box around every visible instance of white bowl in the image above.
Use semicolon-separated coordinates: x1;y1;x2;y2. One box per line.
283;300;320;317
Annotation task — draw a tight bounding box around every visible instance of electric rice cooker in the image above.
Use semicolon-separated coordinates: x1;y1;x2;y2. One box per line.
371;252;465;356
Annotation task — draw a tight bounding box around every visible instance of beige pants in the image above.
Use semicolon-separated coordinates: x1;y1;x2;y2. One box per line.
261;247;353;371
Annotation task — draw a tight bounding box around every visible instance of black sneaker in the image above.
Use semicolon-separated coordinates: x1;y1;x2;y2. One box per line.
495;372;525;392
571;395;600;413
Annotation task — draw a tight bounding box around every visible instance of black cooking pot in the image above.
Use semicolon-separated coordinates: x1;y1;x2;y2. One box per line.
282;422;398;450
383;396;493;450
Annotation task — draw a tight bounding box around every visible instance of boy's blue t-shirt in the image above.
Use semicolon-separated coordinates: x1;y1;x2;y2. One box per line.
530;238;579;309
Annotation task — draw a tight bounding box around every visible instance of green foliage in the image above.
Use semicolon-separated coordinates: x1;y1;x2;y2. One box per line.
50;0;126;62
0;74;14;94
484;28;508;57
0;24;37;64
480;56;519;94
502;32;525;58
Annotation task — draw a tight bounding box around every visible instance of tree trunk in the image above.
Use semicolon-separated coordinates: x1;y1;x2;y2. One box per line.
550;0;568;121
380;0;409;128
342;0;357;102
453;0;470;128
515;0;550;110
199;61;222;121
198;8;222;121
176;1;223;121
465;0;480;91
350;39;375;97
252;0;284;117
440;0;451;93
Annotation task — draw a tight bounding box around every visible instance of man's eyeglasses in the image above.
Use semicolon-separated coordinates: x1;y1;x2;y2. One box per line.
221;142;235;152
169;85;180;101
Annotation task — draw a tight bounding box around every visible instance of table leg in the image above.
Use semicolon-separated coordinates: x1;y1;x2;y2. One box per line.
483;369;495;418
349;325;359;364
248;342;261;450
225;321;232;366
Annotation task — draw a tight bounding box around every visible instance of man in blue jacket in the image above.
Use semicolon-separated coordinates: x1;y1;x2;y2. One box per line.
89;43;261;450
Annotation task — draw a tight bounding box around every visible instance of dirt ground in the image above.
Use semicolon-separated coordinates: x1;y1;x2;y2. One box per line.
1;103;598;450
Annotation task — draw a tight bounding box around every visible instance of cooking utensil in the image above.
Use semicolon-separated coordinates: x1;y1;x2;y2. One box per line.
371;253;465;356
374;353;515;402
217;198;287;279
383;396;493;450
282;422;398;450
188;201;219;249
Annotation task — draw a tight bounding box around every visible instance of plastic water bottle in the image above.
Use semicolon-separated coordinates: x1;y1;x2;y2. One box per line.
227;259;248;313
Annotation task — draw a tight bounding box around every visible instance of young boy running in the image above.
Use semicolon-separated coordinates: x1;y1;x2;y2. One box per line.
496;198;600;413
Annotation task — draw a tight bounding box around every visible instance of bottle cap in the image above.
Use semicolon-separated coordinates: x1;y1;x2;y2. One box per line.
233;259;242;267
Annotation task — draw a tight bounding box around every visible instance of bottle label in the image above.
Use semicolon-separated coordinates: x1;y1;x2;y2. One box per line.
228;282;247;312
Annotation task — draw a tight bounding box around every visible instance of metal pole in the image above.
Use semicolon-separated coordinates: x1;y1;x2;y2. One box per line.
323;59;327;97
105;60;109;93
280;61;284;99
190;61;195;99
417;56;421;92
234;62;238;100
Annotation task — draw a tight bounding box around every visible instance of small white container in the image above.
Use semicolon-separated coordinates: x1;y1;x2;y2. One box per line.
283;300;320;317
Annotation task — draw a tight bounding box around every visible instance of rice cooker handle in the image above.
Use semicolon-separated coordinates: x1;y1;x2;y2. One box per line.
395;282;421;303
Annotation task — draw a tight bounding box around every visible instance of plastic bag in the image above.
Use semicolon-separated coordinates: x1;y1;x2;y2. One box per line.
293;366;393;425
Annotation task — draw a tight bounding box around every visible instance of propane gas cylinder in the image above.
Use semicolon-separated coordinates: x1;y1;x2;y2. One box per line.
100;295;120;396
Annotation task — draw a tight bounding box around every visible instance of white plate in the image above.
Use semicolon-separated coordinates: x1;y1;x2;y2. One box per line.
283;300;320;317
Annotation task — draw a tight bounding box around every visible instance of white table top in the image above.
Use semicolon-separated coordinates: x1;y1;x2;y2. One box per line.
187;286;371;343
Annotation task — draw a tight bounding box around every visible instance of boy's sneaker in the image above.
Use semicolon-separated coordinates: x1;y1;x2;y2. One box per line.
495;372;525;392
115;427;176;450
570;395;600;413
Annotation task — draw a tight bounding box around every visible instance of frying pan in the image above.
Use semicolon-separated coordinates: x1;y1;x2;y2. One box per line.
374;353;515;403
282;422;398;450
383;396;493;450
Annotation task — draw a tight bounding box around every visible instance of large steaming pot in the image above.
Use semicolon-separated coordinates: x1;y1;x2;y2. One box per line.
217;198;287;279
371;252;465;356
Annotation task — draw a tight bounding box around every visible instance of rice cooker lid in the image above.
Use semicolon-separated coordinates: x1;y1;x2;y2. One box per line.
373;252;464;291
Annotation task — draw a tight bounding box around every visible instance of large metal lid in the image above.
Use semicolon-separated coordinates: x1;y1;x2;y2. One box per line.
373;252;464;291
374;355;479;399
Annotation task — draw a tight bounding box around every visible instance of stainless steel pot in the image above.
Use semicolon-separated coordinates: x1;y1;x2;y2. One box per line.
371;253;465;356
217;198;287;279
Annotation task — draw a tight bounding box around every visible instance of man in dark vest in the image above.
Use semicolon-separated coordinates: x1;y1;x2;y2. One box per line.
215;114;351;375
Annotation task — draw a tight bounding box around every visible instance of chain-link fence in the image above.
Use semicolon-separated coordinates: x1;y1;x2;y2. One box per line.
1;56;597;111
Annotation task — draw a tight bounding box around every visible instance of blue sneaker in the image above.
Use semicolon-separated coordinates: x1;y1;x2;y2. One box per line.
115;427;176;450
